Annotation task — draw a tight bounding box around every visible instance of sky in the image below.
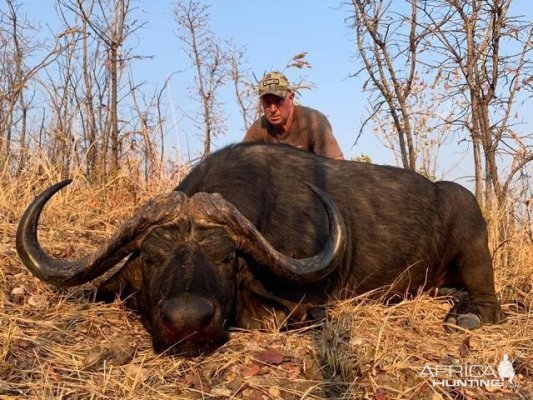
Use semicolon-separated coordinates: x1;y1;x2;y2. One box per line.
132;1;376;162
21;1;533;183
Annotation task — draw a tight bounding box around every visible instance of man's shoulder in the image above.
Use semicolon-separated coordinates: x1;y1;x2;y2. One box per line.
295;104;326;117
244;116;271;141
294;105;331;129
248;115;271;129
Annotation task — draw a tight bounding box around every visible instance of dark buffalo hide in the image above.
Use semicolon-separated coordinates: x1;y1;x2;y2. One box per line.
16;143;503;355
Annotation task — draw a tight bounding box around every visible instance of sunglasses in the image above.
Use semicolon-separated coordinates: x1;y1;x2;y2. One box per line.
261;95;289;108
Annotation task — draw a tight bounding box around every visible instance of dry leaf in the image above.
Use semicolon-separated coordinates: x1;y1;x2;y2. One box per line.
184;372;211;392
82;345;111;370
459;335;471;358
255;347;284;365
11;286;25;296
242;388;263;400
15;339;33;349
124;364;146;387
374;388;390;400
109;340;136;365
227;378;243;391
283;363;301;379
268;386;281;398
44;365;61;382
242;363;261;378
13;272;27;280
28;294;49;308
211;386;232;397
82;339;135;371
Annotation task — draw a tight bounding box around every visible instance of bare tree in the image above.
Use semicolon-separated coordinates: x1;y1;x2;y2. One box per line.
129;71;173;183
348;0;532;259
417;0;533;208
283;52;315;93
38;29;81;177
78;2;99;177
348;0;427;171
58;0;142;173
228;43;257;132
55;0;107;178
348;0;532;206
0;1;165;182
0;0;62;172
174;0;229;158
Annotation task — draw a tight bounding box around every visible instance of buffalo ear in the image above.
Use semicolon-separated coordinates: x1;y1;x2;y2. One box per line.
94;253;144;308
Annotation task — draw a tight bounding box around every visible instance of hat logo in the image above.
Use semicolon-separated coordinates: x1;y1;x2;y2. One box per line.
263;78;280;87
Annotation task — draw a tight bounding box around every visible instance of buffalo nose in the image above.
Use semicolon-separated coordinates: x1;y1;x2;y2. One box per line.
161;296;215;331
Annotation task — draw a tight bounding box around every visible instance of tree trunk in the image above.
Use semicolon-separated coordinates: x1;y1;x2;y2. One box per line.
110;44;119;172
82;21;98;178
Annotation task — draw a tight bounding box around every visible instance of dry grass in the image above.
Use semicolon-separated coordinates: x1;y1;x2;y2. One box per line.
1;161;531;399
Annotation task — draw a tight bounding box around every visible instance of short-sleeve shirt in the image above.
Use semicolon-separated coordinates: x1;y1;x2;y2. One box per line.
243;105;344;159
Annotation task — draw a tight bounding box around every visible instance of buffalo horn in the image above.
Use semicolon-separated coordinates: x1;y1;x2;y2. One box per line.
190;184;346;284
16;180;188;287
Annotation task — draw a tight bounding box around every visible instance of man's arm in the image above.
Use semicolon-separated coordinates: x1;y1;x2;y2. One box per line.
242;120;265;143
242;129;256;143
327;141;345;160
315;119;344;160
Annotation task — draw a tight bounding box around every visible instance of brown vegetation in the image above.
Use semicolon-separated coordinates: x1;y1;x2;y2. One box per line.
0;159;531;399
0;1;531;398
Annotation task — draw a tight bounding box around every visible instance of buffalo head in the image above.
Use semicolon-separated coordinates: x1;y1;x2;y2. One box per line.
16;180;345;355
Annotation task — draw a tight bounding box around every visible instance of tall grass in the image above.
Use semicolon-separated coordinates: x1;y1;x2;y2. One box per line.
0;156;531;399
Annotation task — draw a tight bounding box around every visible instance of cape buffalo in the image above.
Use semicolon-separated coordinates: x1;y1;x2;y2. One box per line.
16;143;503;355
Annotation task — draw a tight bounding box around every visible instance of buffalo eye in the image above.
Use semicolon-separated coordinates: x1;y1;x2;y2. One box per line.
140;253;157;266
221;252;235;264
197;232;235;264
203;246;235;265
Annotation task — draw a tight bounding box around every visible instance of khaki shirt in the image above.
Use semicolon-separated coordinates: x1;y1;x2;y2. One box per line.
243;105;344;160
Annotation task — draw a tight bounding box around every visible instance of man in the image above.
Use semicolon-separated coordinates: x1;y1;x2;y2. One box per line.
243;72;344;160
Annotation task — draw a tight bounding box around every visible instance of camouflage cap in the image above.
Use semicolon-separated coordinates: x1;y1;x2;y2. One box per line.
258;71;291;98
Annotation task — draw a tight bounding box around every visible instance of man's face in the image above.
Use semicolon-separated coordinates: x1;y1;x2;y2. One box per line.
261;93;294;128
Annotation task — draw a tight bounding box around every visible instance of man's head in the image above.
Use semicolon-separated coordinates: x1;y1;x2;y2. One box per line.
259;71;291;98
258;71;295;131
